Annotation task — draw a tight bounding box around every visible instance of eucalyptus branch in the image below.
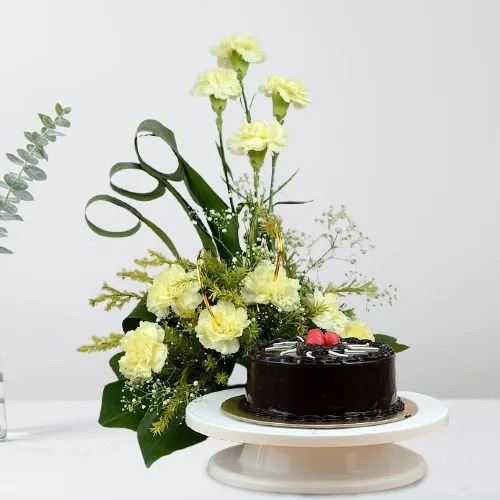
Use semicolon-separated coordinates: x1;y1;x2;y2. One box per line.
0;103;71;254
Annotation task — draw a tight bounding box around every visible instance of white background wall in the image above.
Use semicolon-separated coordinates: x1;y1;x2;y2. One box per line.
1;0;499;400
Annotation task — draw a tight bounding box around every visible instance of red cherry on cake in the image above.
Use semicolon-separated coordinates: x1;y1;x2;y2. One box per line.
305;329;325;345
324;330;341;346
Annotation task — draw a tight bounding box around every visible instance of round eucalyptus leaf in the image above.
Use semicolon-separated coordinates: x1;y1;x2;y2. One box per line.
13;189;34;201
38;113;55;129
17;149;38;165
6;153;24;166
55;116;70;128
0;201;18;214
0;246;13;254
0;181;8;189
24;165;47;181
0;212;23;222
4;173;28;191
0;227;8;235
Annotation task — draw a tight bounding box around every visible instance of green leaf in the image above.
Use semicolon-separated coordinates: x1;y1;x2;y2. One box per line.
13;189;33;201
374;334;409;353
24;165;47;181
134;120;241;262
109;162;166;201
274;200;313;206
63;106;72;114
31;146;48;161
54;116;71;128
0;213;23;221
0;200;18;214
38;113;55;129
0;227;7;235
17;148;38;165
85;194;180;258
137;407;206;468
6;153;24;166
31;131;49;147
47;129;65;137
55;102;63;116
4;173;28;191
0;246;12;254
122;299;157;333
109;353;125;379
99;381;146;431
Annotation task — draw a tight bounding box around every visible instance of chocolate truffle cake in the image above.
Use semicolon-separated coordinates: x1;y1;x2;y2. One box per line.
245;337;404;422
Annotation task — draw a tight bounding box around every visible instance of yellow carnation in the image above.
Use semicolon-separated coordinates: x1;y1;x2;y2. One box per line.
211;35;266;68
227;121;288;156
147;264;202;318
118;321;168;381
343;321;375;341
195;301;250;355
191;68;242;100
306;289;349;332
260;76;311;107
241;262;300;312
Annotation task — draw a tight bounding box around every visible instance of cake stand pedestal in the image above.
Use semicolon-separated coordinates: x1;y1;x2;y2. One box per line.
185;388;449;494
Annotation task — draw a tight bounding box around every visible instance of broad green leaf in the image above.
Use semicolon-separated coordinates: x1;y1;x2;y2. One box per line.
122;299;156;333
374;334;409;353
17;148;38;165
99;381;146;431
109;353;124;379
13;189;33;201
134;119;241;262
0;246;12;254
54;116;70;128
0;213;23;221
85;194;180;258
24;165;47;181
38;113;55;129
63;106;72;114
4;173;28;191
6;153;24;166
109;162;166;201
55;102;63;115
137;407;206;468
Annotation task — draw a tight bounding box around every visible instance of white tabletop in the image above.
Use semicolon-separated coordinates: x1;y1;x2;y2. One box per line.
0;399;498;499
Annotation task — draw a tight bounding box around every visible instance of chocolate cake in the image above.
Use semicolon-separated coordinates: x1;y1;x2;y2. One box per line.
245;337;404;422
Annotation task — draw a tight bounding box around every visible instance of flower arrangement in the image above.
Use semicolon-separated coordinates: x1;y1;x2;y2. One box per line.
80;35;408;467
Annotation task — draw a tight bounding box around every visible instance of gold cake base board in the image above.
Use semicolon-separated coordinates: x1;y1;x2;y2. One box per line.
221;395;416;429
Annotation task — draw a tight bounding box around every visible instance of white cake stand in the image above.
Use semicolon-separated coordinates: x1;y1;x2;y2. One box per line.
185;388;449;494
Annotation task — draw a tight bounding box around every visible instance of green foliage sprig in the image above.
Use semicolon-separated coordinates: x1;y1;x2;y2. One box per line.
0;103;71;254
77;333;124;352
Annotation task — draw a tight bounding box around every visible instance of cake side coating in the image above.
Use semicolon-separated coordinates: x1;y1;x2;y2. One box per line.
245;338;401;420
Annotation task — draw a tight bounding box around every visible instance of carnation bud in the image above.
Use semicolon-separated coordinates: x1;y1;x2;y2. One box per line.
248;148;267;170
272;92;289;123
210;95;227;114
230;51;249;79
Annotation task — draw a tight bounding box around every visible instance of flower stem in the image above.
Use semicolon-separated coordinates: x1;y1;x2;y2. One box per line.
267;153;279;212
239;78;252;123
215;113;235;213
